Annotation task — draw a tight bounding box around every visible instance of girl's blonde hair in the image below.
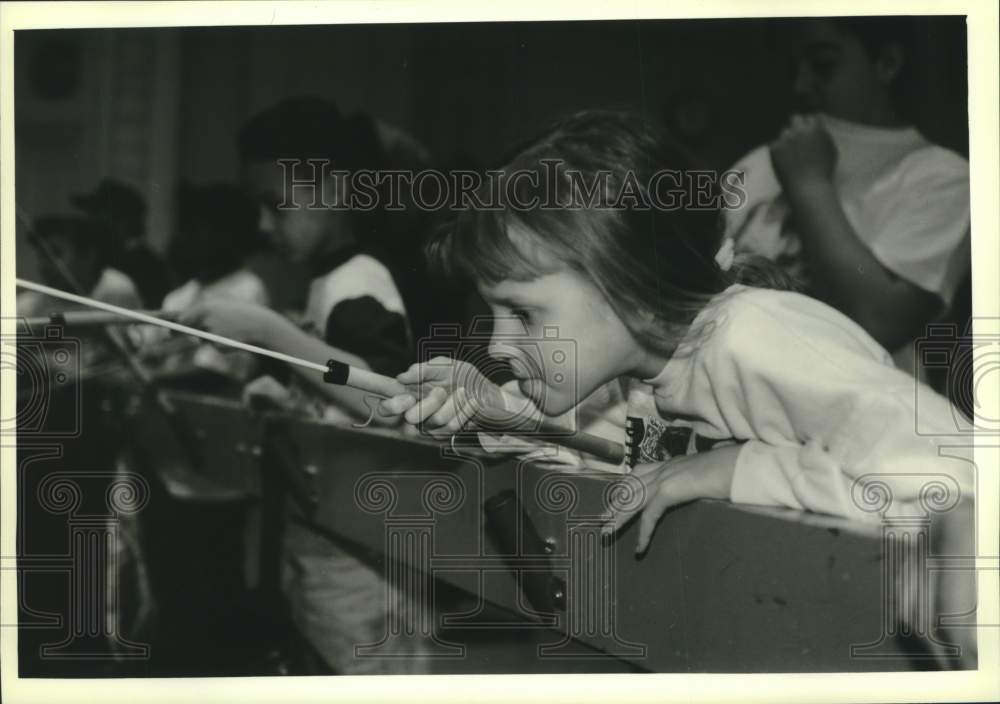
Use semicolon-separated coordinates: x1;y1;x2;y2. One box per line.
429;109;795;357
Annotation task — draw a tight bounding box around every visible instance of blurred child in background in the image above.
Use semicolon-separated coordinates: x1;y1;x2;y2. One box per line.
724;17;970;385
165;183;272;308
18;215;142;317
141;183;292;386
179;97;433;675
72;179;174;309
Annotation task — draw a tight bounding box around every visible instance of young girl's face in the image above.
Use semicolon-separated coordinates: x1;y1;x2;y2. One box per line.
479;267;642;417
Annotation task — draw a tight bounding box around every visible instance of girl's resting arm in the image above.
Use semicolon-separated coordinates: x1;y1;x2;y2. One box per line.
709;290;973;521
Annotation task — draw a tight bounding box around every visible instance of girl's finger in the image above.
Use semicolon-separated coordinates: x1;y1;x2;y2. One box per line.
397;358;454;385
396;362;422;383
600;461;670;535
428;386;480;433
447;387;480;432
425;391;459;429
396;366;433;386
379;394;416;416
635;508;664;554
396;363;433;385
602;506;640;537
601;476;660;537
635;477;696;554
404;386;448;425
422;391;471;439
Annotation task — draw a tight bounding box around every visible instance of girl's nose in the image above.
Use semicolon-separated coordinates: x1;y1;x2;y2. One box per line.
488;316;529;352
488;336;518;361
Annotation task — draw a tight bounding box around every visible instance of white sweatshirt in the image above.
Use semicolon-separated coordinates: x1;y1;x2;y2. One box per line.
640;284;973;521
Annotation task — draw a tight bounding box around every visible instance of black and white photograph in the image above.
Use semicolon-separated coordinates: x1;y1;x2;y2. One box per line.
1;2;997;702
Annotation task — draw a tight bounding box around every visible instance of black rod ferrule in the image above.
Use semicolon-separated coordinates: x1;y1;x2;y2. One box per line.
323;359;349;385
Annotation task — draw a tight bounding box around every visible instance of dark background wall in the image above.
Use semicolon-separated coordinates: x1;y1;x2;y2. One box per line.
14;17;969;278
174;18;969;174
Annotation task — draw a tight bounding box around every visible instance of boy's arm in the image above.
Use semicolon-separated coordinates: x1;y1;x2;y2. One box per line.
770;117;943;351
179;300;399;425
783;179;942;350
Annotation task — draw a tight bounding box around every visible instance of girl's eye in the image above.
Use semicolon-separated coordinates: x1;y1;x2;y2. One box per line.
511;308;533;324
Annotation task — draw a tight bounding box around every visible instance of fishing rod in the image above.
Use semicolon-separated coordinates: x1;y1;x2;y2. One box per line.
15;278;627;465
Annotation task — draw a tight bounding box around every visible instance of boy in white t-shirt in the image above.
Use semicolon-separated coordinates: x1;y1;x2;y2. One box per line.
180;98;429;675
724;18;970;383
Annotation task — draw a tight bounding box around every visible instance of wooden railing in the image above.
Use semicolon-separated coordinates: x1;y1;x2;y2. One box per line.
109;389;934;672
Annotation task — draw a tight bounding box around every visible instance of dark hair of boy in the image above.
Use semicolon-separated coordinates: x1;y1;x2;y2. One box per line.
237;96;396;260
170;183;262;284
238;96;386;172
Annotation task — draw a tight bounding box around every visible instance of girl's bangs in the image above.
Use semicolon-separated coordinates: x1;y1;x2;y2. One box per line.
430;207;564;286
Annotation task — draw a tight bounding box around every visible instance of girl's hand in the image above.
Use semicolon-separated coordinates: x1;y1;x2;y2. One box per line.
378;357;505;437
604;443;742;554
178;299;283;346
769;113;837;191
